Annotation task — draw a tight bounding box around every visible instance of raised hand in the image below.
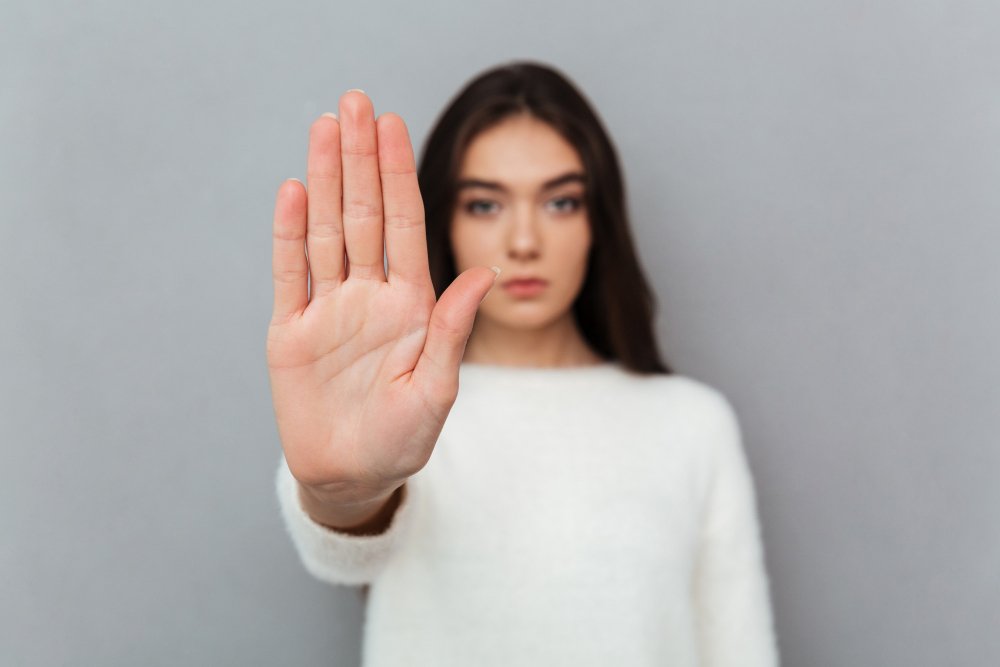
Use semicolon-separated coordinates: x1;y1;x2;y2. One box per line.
266;91;499;515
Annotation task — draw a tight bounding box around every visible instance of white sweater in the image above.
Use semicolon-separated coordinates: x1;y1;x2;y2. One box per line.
275;361;779;666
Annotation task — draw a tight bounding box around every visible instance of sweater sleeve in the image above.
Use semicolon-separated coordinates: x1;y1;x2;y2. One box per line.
692;391;780;667
274;453;414;586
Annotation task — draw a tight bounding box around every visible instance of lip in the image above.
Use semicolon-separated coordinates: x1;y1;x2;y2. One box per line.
502;278;548;297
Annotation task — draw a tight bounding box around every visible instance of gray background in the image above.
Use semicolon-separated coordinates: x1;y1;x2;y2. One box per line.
2;0;997;665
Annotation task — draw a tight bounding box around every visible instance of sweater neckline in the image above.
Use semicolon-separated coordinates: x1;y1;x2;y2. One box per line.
458;360;620;376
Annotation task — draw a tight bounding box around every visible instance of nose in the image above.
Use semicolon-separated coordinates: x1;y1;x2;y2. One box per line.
506;202;541;261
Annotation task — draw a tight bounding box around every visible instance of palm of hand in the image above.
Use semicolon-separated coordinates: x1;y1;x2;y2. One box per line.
266;91;498;497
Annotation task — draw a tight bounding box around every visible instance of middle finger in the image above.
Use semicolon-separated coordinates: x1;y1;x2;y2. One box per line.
339;90;387;282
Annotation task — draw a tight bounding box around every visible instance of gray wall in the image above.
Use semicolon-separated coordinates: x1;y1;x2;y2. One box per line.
2;1;997;665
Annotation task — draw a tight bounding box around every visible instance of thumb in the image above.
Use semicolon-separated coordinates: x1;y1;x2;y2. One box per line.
414;265;501;393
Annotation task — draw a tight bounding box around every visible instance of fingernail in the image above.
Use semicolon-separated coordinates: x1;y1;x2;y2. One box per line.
321;111;337;120
287;177;303;185
479;267;502;305
346;88;366;94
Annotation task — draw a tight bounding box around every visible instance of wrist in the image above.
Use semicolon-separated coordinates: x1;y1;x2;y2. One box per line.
297;481;403;534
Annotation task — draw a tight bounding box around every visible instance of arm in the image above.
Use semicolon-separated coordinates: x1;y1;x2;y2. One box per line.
692;392;780;666
275;454;415;586
266;95;496;587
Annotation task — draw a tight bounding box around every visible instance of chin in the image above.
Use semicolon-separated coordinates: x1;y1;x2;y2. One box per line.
480;305;568;330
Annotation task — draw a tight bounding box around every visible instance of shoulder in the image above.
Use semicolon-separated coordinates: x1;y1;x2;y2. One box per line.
661;373;736;415
642;373;747;469
605;370;744;463
622;371;740;430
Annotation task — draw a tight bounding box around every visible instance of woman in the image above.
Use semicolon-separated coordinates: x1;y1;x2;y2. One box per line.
268;61;779;666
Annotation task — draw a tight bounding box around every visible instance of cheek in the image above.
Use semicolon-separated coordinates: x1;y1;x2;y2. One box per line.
449;222;474;265
450;222;495;268
558;223;593;276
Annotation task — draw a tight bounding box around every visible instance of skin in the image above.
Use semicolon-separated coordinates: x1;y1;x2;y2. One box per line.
267;92;599;536
452;113;604;368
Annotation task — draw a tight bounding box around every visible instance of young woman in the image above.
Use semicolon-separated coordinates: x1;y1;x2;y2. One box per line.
268;62;778;666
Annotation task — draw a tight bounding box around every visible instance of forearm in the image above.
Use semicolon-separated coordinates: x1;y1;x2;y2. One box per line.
297;481;405;536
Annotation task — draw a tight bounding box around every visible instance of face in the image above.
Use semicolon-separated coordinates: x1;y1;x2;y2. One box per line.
450;113;592;331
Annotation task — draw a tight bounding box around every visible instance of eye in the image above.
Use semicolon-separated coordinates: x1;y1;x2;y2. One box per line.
546;195;583;214
463;199;500;216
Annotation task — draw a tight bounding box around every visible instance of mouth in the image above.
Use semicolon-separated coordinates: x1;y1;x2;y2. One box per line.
502;278;548;298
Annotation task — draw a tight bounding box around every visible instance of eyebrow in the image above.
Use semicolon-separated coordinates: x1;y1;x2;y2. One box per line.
456;171;585;193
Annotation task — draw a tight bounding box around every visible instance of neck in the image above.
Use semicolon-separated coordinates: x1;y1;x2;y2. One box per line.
461;312;603;368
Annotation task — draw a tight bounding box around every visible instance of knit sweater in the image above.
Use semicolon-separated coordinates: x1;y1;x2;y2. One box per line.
275;361;779;666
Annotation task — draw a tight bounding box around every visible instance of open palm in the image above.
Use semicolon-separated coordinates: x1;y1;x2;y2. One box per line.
266;91;498;500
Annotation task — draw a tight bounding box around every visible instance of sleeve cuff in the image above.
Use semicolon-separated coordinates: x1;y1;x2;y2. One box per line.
274;453;414;586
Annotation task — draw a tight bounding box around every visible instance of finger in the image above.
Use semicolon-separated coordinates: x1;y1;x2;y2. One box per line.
271;178;309;323
377;113;431;286
414;266;501;393
339;90;386;282
306;113;346;296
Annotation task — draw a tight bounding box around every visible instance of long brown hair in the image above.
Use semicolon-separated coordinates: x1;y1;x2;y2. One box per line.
417;60;672;376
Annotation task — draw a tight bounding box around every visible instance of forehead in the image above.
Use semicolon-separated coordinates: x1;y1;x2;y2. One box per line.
458;114;583;188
